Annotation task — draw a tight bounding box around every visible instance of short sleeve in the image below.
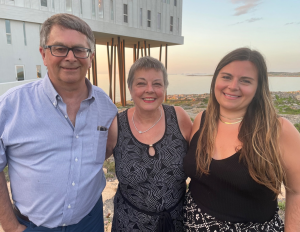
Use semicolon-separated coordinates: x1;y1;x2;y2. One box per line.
0;137;6;172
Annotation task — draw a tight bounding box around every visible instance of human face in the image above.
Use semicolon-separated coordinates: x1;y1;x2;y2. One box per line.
214;60;258;115
39;25;94;89
130;69;165;112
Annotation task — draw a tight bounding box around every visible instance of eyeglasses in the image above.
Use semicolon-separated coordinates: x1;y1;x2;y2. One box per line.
44;45;92;59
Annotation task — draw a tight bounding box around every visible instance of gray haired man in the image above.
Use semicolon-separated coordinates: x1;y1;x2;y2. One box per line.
0;14;117;232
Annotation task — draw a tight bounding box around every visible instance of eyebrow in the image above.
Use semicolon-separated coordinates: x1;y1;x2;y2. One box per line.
135;78;163;82
50;42;88;48
220;72;255;80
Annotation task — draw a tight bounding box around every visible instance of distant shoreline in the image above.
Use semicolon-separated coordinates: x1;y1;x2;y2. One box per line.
184;72;300;77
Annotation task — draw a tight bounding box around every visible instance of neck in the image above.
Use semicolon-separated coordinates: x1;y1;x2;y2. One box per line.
133;106;162;124
219;109;245;120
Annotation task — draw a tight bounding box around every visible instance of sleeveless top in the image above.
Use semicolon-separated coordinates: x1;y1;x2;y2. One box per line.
183;111;277;223
112;105;188;231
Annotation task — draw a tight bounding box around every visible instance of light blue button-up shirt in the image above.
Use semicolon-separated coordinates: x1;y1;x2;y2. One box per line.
0;74;117;228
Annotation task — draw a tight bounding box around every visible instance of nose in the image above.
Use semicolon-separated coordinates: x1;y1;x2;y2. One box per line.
228;78;239;90
65;49;77;61
145;83;154;93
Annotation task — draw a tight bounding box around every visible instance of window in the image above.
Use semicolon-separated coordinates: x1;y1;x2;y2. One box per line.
170;16;173;32
174;0;177;6
139;8;142;26
80;0;82;14
157;13;161;30
15;65;25;81
52;0;55;9
36;65;42;78
177;17;180;33
92;0;95;16
41;0;47;7
98;0;104;18
147;10;151;27
5;20;11;44
167;0;170;3
123;4;128;23
66;0;72;11
110;0;114;20
23;22;27;46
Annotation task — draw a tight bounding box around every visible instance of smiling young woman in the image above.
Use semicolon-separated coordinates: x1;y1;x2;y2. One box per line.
183;48;300;231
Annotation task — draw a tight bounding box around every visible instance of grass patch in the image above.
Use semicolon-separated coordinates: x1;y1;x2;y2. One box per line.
278;200;286;211
103;159;116;179
277;106;300;114
104;159;115;173
295;123;300;132
190;117;194;122
4;166;9;182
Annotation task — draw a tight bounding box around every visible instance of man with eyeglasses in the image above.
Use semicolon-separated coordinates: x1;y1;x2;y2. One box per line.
0;14;117;232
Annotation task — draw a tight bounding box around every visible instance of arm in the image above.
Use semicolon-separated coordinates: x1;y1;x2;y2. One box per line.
174;106;193;142
278;118;300;231
105;116;118;160
0;172;26;232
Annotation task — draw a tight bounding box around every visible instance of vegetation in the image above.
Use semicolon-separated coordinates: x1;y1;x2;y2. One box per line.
294;123;300;132
103;158;116;179
278;200;286;211
4;166;9;182
274;95;300;114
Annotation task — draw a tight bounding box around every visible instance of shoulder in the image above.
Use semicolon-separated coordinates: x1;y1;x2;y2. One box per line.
278;118;300;193
92;86;117;113
173;106;193;141
190;111;204;143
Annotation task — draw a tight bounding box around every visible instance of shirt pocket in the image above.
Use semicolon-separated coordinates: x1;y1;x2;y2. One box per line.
94;130;108;164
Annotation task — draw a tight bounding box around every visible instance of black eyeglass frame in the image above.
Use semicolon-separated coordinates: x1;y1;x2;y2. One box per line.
44;45;92;59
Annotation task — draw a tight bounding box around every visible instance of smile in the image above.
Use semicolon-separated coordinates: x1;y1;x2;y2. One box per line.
224;93;240;99
62;67;79;71
143;98;156;102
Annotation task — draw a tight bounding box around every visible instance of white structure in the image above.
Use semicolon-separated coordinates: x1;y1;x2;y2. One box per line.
0;0;184;101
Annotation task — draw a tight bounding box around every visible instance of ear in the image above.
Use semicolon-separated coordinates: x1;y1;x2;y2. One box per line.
88;52;95;69
39;46;48;67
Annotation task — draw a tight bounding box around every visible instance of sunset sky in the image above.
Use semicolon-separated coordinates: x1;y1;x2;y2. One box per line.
96;0;300;74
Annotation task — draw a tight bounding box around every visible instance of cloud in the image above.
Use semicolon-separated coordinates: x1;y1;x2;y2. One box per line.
230;0;261;16
285;22;300;25
231;17;263;26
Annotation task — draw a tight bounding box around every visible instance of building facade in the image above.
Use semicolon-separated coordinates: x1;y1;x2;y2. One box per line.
0;0;183;100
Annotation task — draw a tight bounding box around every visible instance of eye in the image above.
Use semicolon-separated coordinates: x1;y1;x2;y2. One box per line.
153;82;163;86
222;75;231;80
137;82;146;85
241;79;251;84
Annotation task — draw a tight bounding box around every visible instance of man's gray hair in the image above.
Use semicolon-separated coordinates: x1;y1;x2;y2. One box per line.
127;56;169;90
40;13;95;52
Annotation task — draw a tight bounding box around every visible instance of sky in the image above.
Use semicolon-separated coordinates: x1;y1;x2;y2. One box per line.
96;0;300;75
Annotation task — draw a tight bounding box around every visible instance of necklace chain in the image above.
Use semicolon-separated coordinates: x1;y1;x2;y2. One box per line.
219;117;242;125
220;114;243;120
132;107;162;134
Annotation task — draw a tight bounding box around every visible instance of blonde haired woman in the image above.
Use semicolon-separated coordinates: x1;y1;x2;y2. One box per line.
106;56;192;231
184;48;300;231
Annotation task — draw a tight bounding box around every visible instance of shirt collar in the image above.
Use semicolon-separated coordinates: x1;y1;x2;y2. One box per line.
42;73;95;107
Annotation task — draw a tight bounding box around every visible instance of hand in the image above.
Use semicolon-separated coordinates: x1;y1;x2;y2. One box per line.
6;223;27;232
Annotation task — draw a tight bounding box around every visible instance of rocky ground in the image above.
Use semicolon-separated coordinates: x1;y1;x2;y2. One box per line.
2;91;299;232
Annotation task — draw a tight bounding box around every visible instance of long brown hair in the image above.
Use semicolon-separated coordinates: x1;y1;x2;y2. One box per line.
196;48;285;196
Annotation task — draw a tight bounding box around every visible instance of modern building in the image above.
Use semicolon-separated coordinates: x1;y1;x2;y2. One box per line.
0;0;184;104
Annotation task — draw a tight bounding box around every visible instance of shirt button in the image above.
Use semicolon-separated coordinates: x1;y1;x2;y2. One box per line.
72;182;75;186
75;158;78;162
53;102;56;106
68;204;71;209
76;135;79;139
65;115;68;118
63;224;66;226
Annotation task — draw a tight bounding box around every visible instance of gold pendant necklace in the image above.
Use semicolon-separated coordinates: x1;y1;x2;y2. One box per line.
219;117;242;125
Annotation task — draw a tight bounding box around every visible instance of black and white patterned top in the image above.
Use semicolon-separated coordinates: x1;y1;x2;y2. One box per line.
112;105;188;232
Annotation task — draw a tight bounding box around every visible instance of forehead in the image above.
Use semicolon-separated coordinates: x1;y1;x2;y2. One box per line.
47;25;89;48
133;68;164;80
219;61;258;79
